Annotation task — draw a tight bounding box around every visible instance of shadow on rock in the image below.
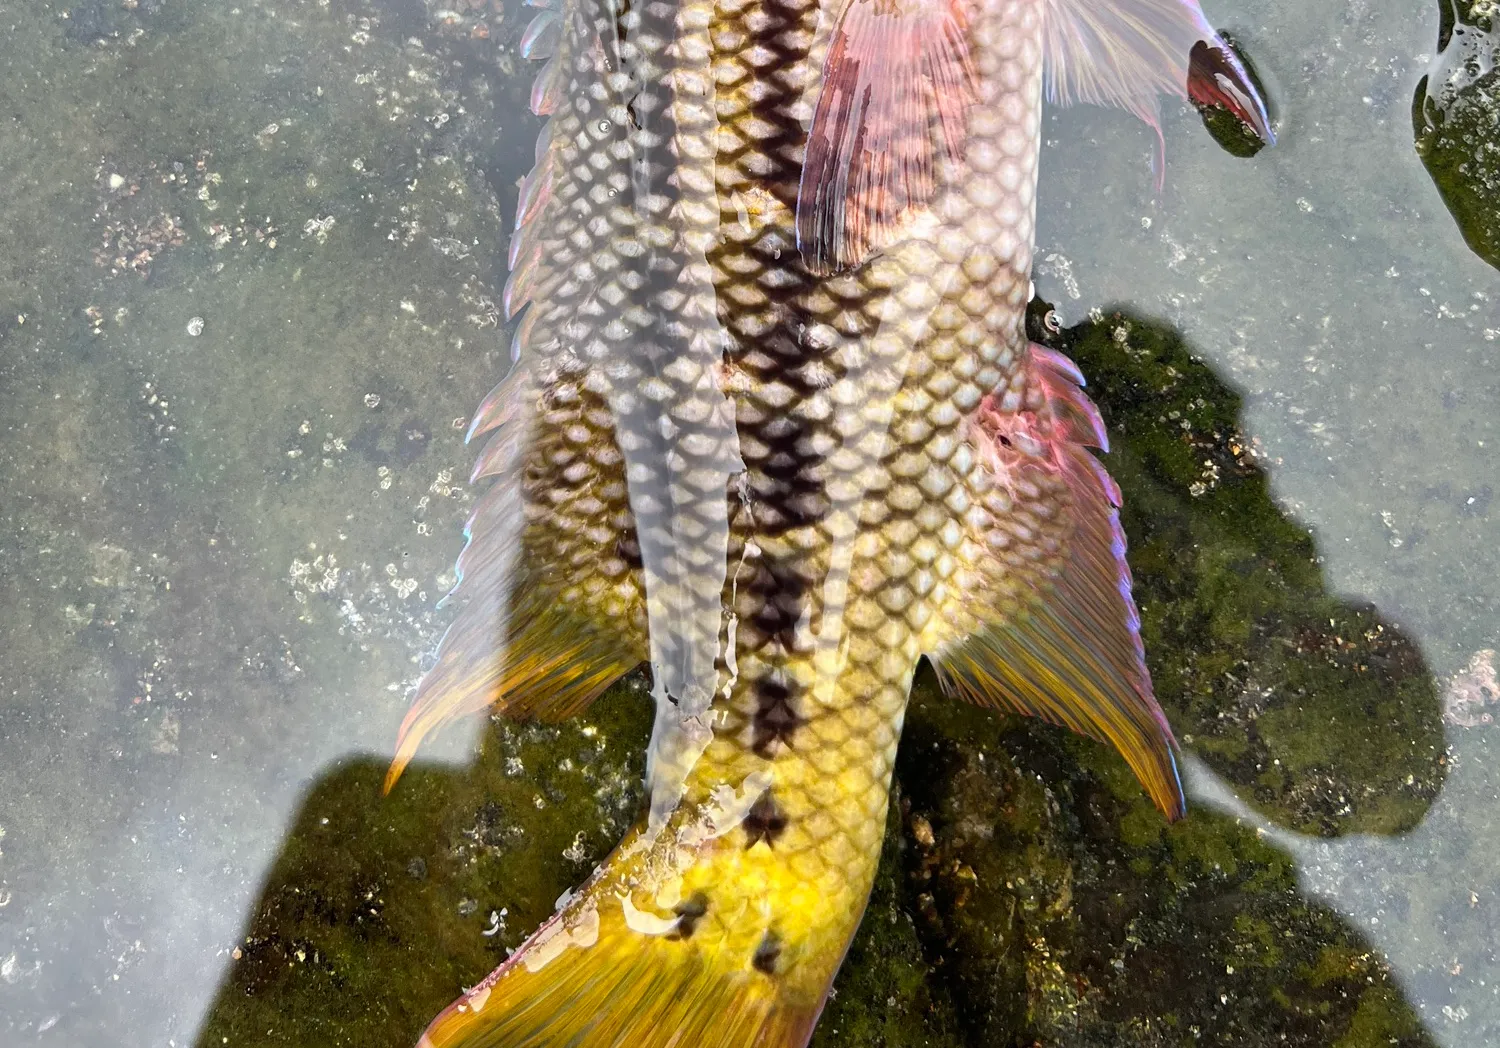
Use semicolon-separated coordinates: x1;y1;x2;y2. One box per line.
195;309;1446;1047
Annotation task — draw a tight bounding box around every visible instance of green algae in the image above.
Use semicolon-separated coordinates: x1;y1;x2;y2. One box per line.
195;681;655;1048
1415;2;1500;271
1047;307;1447;838
898;678;1436;1048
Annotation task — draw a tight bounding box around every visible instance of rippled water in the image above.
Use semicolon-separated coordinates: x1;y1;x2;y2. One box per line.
1;0;1497;1045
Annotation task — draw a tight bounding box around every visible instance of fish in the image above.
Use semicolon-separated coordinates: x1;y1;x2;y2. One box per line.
382;0;1272;1044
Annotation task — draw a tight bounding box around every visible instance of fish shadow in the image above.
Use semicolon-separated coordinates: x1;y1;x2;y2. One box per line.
194;309;1447;1048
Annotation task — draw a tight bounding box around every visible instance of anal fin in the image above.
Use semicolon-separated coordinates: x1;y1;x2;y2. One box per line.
933;343;1184;819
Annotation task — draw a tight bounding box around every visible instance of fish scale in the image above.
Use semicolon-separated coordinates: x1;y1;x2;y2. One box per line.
386;0;1274;1044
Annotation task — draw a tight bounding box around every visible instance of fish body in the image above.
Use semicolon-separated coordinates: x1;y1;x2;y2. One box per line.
385;0;1271;1044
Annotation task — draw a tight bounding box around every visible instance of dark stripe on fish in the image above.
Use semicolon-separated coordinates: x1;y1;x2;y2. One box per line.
669;892;709;940
615;533;644;571
752;931;782;975
746;554;810;652
750;677;805;757
742;790;788;848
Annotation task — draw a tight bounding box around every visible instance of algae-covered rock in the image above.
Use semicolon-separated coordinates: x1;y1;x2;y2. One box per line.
1193;34;1272;160
195;681;655;1048
1414;2;1500;270
1046;307;1446;838
899;687;1437;1048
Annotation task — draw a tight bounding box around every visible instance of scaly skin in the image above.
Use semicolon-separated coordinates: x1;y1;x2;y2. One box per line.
402;0;1160;1044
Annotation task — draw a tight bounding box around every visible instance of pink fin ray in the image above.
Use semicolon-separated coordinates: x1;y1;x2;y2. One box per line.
514;161;555;231
530;55;565;116
465;363;526;444
796;0;976;275
1030;343;1110;450
933;343;1184;819
520;8;562;60
1041;0;1272;146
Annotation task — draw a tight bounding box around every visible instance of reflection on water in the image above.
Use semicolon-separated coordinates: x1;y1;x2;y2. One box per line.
0;0;1497;1046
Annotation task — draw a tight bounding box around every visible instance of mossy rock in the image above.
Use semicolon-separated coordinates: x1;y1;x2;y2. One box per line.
1045;306;1447;838
1414;3;1500;270
898;680;1436;1048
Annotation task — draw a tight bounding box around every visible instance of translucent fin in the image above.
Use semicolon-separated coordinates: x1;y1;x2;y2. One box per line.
465;364;526;444
385;590;640;793
519;8;562;60
514;162;555;230
933;343;1184;819
503;242;542;319
796;0;976;274
1040;0;1272;144
530;55;566;116
414;845;823;1048
387;364;645;794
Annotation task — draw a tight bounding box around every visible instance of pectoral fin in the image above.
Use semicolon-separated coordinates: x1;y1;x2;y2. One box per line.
1041;0;1272;146
796;0;976;274
933;343;1184;819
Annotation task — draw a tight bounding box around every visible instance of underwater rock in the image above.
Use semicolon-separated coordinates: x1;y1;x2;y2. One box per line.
1415;2;1500;271
1050;308;1446;839
899;691;1438;1048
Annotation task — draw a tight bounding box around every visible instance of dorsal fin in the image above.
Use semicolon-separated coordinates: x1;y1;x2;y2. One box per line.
931;342;1184;819
1040;0;1272;144
796;0;977;275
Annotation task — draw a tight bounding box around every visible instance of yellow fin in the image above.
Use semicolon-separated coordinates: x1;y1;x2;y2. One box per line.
415;867;822;1048
933;343;1184;819
384;594;641;794
385;383;645;794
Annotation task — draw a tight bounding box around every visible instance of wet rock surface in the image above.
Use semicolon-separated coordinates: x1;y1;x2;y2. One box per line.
1416;2;1500;270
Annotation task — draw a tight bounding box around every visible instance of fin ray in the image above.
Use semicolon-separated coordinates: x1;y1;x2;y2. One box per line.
415;836;822;1048
796;0;976;274
934;343;1184;818
1041;0;1272;144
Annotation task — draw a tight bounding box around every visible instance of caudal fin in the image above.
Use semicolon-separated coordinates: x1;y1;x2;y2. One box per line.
416;837;825;1048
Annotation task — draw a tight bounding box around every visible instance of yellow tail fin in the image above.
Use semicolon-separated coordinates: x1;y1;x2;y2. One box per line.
416;836;825;1048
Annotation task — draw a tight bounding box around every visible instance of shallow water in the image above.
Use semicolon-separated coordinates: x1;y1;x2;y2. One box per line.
0;0;1496;1046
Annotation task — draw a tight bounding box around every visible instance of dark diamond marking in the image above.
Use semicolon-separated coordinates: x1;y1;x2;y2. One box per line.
752;931;782;975
751;678;806;758
742;791;788;849
615;532;643;571
669;892;709;940
746;555;810;652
